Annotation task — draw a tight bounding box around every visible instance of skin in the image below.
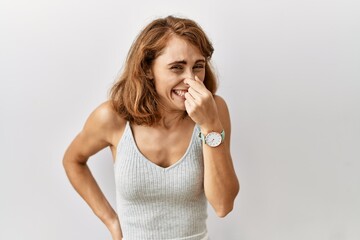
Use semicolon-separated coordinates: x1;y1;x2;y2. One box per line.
63;35;239;240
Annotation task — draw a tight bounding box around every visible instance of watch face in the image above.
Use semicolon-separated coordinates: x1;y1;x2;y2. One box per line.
205;132;222;147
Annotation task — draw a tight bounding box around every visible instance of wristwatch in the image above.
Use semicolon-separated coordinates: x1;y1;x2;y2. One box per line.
199;130;225;147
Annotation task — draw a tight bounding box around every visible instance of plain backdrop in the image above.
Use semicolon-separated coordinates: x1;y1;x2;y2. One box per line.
1;0;359;239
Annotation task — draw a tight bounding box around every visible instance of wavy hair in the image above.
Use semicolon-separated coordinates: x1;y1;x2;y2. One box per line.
109;15;217;126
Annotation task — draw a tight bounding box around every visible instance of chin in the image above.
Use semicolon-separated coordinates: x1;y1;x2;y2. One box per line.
173;103;186;112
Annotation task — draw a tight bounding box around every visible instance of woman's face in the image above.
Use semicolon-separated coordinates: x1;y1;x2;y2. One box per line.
150;35;206;112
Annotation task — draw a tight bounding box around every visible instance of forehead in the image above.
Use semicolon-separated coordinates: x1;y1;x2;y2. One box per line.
156;36;205;62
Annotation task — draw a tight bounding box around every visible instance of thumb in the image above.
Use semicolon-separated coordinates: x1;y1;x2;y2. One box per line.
194;75;203;83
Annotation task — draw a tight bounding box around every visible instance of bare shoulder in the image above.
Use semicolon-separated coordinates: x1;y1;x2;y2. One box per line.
87;101;124;126
63;101;126;164
83;100;126;146
213;95;230;119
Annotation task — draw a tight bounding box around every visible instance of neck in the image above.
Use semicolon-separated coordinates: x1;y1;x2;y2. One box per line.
157;109;189;130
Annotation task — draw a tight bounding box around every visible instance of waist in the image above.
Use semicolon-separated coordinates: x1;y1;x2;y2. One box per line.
117;199;208;240
122;230;209;240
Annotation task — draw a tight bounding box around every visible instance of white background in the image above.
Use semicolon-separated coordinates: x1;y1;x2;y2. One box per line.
1;0;359;239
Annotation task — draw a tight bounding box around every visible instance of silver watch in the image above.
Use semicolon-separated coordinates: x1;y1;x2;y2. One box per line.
199;130;225;147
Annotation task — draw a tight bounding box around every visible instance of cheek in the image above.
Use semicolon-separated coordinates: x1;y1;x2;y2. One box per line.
198;72;206;82
153;75;179;94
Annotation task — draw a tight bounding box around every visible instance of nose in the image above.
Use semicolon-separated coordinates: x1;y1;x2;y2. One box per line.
183;68;195;80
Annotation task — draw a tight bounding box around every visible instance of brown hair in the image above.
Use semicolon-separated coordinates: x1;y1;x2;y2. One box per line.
109;15;217;126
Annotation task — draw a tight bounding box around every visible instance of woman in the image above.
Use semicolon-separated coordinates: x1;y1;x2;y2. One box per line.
63;15;239;240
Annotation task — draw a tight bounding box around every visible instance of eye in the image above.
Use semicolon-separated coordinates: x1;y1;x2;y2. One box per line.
170;65;183;70
193;64;205;70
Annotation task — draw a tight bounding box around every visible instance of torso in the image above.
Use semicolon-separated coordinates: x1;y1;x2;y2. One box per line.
113;115;207;239
129;118;195;168
108;107;196;168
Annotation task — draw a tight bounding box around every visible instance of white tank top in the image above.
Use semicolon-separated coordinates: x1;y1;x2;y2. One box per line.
114;122;208;240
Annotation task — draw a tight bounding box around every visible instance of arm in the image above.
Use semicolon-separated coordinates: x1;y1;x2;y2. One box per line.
200;96;239;217
184;77;240;218
62;101;124;239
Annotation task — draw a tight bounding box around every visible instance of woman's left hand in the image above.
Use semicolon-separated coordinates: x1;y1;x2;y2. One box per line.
184;76;221;130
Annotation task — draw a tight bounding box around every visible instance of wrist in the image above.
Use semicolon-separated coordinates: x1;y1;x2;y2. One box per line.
198;120;225;148
106;216;122;238
102;212;119;229
199;119;223;134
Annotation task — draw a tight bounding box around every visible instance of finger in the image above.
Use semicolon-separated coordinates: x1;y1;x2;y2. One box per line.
184;75;202;82
184;79;206;95
184;99;194;113
184;92;197;106
187;87;201;101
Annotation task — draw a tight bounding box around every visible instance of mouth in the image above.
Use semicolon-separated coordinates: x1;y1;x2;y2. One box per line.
172;89;188;98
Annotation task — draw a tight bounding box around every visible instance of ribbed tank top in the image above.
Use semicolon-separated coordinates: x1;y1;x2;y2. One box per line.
114;122;208;240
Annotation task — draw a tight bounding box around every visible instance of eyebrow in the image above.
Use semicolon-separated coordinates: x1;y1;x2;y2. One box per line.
168;59;206;65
